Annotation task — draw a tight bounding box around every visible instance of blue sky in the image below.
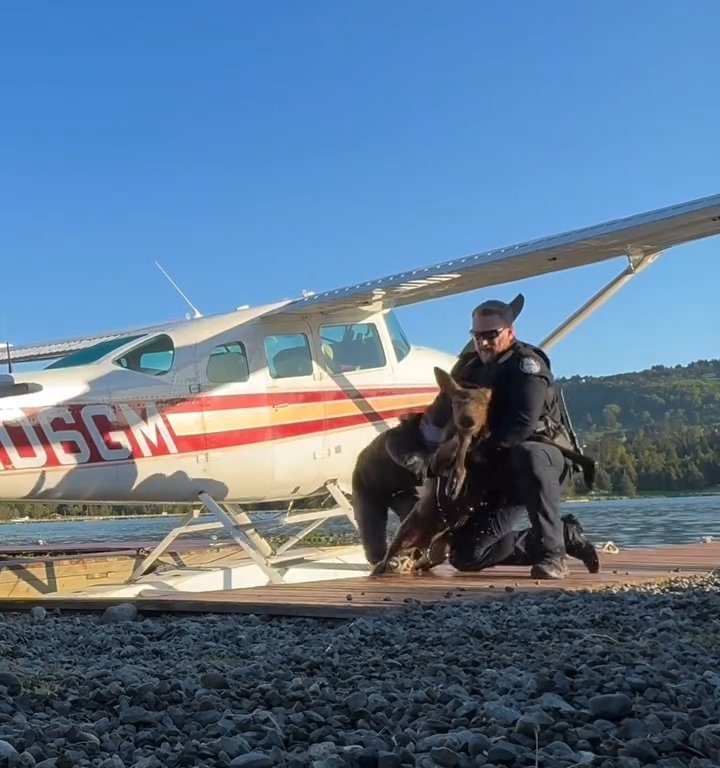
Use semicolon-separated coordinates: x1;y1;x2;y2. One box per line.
1;1;718;378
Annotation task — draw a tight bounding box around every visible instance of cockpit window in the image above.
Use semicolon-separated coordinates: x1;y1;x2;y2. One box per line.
206;341;250;383
264;333;313;379
385;311;411;362
114;334;175;376
319;323;386;373
46;335;145;369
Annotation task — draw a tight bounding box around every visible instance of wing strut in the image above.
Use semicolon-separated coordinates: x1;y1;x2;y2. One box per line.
539;249;661;350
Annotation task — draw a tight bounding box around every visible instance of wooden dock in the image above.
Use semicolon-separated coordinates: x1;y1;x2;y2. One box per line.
0;542;717;619
0;540;239;598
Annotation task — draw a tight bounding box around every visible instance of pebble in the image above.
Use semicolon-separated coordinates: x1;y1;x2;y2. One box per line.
0;575;717;767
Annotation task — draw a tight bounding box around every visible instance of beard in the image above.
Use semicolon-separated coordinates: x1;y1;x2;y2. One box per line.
478;349;497;363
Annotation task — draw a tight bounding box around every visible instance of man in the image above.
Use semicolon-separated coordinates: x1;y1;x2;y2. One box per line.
421;293;598;579
352;413;426;570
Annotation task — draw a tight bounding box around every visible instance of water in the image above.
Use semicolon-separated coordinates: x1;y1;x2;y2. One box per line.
0;496;719;549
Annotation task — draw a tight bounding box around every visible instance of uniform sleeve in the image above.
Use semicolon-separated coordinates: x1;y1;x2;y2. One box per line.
491;368;549;448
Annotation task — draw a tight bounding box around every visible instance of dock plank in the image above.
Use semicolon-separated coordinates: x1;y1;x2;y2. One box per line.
0;542;717;620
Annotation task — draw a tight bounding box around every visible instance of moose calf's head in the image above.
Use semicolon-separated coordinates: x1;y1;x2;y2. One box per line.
434;367;492;438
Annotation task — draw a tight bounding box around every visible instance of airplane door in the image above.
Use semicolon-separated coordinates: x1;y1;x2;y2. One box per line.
194;329;275;502
258;319;325;498
314;315;398;490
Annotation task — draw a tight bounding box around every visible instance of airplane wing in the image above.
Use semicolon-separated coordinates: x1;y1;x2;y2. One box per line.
272;193;720;315
7;193;720;362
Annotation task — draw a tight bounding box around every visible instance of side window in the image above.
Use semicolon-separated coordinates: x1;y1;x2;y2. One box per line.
264;333;313;379
114;334;174;376
206;341;249;383
385;311;411;362
319;323;386;373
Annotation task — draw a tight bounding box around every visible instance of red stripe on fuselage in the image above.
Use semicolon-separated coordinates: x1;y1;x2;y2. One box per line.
180;406;424;453
0;386;433;469
166;386;438;414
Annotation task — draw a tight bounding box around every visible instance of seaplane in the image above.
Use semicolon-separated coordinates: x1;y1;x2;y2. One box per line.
1;193;719;596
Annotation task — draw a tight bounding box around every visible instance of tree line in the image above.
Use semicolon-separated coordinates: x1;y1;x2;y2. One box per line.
561;357;720;495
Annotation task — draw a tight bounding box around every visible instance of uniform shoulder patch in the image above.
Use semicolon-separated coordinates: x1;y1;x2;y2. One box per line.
520;356;541;374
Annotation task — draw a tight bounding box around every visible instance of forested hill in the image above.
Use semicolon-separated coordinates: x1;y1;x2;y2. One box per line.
560;358;720;438
559;359;720;494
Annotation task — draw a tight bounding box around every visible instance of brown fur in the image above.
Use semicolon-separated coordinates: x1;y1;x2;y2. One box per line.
371;368;492;575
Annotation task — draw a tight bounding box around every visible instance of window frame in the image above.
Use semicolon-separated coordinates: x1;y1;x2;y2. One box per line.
112;334;175;377
263;332;314;379
205;340;251;384
319;321;387;375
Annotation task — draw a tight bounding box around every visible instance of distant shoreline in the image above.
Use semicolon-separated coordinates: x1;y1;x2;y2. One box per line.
1;490;719;525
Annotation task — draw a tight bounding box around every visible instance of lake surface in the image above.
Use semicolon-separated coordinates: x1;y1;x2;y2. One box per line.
1;495;719;549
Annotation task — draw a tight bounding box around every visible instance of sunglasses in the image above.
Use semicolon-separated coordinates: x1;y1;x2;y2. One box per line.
470;328;506;342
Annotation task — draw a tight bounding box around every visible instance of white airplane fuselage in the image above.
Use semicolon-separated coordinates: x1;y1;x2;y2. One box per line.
0;304;454;504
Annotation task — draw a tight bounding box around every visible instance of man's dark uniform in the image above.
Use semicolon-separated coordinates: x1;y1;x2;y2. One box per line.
425;339;574;575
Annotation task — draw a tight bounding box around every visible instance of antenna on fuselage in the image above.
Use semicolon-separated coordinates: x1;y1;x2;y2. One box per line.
5;342;12;374
155;262;203;319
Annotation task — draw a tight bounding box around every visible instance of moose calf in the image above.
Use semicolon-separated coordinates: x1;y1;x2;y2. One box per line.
371;368;493;575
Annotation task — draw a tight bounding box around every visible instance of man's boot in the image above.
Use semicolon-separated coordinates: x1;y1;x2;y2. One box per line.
562;514;600;573
530;553;569;580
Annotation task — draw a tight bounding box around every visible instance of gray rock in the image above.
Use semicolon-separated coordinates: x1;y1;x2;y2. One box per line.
367;693;389;713
356;747;380;768
539;692;575;712
515;711;554;737
689;724;720;755
343;692;367;712
624;738;659;763
0;739;20;767
615;758;641;768
228;753;274;768
377;752;401;768
220;736;252;758
428;747;461;767
0;673;21;696
486;741;521;765
200;672;230;690
483;702;521;725
119;706;156;725
101;603;138;623
588;693;633;720
312;758;344;768
99;758;124;768
544;740;576;758
575;752;597;765
467;733;492;757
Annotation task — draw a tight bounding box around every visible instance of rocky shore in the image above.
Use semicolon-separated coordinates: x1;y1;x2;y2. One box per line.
1;575;719;768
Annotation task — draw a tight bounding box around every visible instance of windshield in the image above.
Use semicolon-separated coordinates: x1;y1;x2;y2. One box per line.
46;335;145;370
385;311;411;361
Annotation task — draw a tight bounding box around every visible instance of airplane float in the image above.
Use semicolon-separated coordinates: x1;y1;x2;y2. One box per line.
1;193;719;592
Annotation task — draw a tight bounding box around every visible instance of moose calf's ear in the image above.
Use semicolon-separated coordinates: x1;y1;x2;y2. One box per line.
434;367;458;394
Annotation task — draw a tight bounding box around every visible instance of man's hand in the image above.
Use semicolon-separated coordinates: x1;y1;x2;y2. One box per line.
398;452;429;477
